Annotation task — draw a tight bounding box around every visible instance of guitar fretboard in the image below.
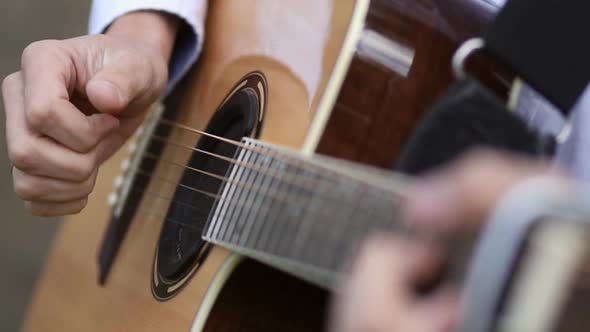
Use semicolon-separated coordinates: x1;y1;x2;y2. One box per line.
202;138;426;287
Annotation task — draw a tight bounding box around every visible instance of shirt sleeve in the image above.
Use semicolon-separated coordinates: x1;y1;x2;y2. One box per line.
88;0;207;95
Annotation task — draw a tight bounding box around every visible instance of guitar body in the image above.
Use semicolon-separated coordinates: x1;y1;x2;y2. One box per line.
23;1;498;331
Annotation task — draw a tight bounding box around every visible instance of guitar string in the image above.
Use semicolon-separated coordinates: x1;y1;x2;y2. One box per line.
131;161;365;228
112;120;401;231
136;122;590;279
113;117;402;235
126;157;390;241
130;173;392;268
157;118;347;183
130;146;386;228
148;133;336;192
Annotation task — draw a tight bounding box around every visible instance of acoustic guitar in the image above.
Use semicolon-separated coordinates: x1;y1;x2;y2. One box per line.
24;1;589;331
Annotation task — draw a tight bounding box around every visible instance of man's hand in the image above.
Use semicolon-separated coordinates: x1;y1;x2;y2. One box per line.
330;235;458;332
2;12;178;216
330;150;561;332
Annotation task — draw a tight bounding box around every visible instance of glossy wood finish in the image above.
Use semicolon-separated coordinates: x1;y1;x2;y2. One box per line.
24;1;500;331
317;0;499;168
203;259;329;332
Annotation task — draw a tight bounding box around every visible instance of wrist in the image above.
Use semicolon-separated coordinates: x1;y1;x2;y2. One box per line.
106;11;179;63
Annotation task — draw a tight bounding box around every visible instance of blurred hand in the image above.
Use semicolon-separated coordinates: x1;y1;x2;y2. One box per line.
330;235;458;332
2;12;177;216
330;150;562;332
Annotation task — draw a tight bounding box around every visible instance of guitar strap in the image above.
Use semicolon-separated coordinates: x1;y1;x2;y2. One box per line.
484;0;590;113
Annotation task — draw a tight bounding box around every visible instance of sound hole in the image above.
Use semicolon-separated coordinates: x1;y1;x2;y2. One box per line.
152;73;267;301
158;90;258;279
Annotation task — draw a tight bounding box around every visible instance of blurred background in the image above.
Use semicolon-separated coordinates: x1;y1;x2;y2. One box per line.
0;0;90;330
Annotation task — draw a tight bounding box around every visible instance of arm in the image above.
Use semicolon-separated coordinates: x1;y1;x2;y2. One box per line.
90;0;207;93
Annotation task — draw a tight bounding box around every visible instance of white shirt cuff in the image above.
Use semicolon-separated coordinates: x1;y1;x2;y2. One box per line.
89;0;207;95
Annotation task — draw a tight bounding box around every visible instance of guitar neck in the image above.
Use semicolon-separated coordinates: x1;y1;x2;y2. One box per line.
203;138;475;288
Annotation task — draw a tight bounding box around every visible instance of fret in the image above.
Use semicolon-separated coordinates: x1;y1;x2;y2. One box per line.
227;147;257;243
253;153;289;253
225;146;257;243
203;138;415;288
205;144;247;240
248;156;282;251
318;179;363;270
290;164;323;260
239;155;276;247
298;167;333;266
264;155;300;256
238;149;273;247
280;158;317;258
327;182;368;271
236;147;272;245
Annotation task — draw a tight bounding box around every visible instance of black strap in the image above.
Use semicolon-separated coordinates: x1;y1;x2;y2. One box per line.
484;0;590;112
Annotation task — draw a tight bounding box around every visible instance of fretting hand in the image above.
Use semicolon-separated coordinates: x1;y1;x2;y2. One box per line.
330;150;561;332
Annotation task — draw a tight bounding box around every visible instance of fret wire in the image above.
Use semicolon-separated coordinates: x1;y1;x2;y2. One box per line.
279;158;314;257
379;187;405;232
232;148;260;245
229;144;265;244
232;148;261;243
219;146;252;243
234;146;264;243
289;161;322;260
212;146;245;240
328;182;369;271
275;164;309;258
259;149;293;255
316;179;354;268
239;148;273;247
297;167;330;264
265;154;299;253
250;156;283;252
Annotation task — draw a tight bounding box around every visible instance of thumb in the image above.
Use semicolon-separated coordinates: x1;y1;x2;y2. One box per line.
85;58;164;115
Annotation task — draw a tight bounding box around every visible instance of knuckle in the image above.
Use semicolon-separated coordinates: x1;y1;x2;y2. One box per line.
69;160;95;181
28;203;51;217
14;177;38;200
82;176;97;196
8;138;36;171
21;40;60;66
2;73;19;94
27;99;56;129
